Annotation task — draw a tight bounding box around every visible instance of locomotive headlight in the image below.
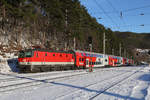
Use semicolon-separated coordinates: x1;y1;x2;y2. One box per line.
23;59;26;62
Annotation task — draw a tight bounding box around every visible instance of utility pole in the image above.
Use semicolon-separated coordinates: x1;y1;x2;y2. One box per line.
65;9;68;28
124;49;126;57
103;32;105;54
74;37;76;50
65;9;68;50
120;43;122;56
112;48;114;55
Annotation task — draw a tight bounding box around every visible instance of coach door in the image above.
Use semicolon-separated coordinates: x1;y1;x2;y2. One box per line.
86;59;89;67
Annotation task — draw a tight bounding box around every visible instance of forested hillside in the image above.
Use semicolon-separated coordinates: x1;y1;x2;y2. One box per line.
115;31;150;49
0;0;132;57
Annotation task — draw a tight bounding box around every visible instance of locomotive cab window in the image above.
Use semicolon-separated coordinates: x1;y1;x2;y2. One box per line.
19;50;33;58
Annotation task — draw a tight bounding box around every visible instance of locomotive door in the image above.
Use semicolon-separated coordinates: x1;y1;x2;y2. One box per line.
42;53;45;65
86;59;89;67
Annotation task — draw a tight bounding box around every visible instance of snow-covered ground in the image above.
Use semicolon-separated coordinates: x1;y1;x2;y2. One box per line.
0;52;19;73
0;65;150;100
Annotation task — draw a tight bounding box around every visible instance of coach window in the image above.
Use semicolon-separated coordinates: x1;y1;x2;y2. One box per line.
82;58;84;61
79;58;81;61
89;62;91;65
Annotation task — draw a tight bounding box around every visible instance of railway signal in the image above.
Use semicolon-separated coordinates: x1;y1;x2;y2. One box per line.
88;36;93;72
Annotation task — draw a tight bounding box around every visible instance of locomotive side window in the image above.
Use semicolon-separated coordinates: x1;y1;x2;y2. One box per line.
45;53;47;56
53;54;55;56
25;52;32;57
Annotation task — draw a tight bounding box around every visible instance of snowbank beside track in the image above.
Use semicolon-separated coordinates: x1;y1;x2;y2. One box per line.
0;58;19;73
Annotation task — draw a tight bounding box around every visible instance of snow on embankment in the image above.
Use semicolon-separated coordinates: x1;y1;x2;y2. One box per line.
0;53;19;73
131;66;150;100
0;60;11;73
146;85;150;100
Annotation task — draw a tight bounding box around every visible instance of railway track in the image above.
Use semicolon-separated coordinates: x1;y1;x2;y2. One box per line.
0;70;85;83
88;68;143;100
0;70;88;93
54;67;144;100
0;66;143;96
0;68;113;93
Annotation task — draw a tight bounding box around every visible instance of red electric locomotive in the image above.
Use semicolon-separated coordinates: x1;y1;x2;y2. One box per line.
18;49;75;72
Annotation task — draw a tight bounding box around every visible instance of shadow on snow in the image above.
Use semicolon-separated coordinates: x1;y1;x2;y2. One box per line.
7;58;19;72
0;73;141;100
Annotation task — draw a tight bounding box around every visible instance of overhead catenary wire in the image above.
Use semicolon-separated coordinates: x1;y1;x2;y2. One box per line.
93;0;120;30
90;4;150;14
96;12;150;20
123;4;150;12
110;24;150;28
105;0;126;27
